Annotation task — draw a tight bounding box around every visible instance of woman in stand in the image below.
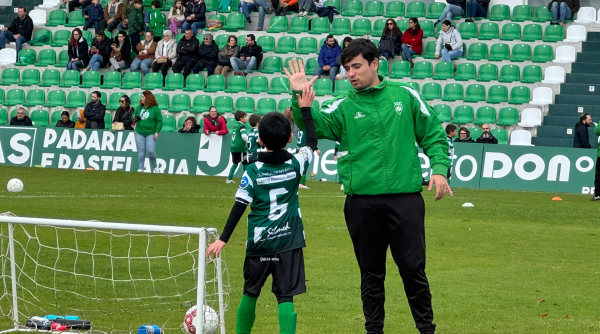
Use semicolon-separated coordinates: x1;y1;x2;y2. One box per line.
86;30;112;71
400;17;423;67
67;28;90;70
179;116;201;133
113;94;134;130
109;31;132;72
55;111;76;128
132;90;163;173
215;35;239;76
130;31;157;76
378;18;402;60
203;106;229;135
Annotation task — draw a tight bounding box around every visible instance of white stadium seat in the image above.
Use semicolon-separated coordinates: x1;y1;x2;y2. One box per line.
0;48;16;66
542;66;565;84
29;9;47;26
574;7;596;24
564;25;586;43
518;108;542;127
530;87;553;106
553;45;576;63
510;130;533;146
39;0;61;8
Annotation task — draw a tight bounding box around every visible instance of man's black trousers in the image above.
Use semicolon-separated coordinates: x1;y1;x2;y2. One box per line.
344;192;435;334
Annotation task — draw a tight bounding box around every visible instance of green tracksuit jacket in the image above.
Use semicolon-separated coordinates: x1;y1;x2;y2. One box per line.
292;76;450;195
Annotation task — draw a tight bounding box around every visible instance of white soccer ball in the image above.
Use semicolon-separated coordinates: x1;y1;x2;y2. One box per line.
183;305;218;334
7;178;23;193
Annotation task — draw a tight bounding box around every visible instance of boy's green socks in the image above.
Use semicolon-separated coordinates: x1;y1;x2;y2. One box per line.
278;302;297;334
236;295;257;334
300;174;306;186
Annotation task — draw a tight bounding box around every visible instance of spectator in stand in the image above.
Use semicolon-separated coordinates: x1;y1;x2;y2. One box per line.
435;20;462;65
55;111;76;128
152;30;177;84
335;36;352;79
86;30;112;71
215;35;239;76
454;127;475;143
0;7;33;55
311;0;339;23
83;0;104;31
275;0;298;16
182;0;206;36
74;110;86;129
231;34;263;76
169;0;186;34
203;106;229;135
475;124;498;144
130;31;156;76
378;19;401;60
127;0;145;52
113;94;134;130
550;0;579;26
434;0;466;27
99;0;123;32
314;35;341;82
67;28;90;70
464;0;489;22
445;124;456;182
193;33;219;75
109;31;132;72
132;90;163;173
84;91;106;129
400;17;423;67
118;0;135;31
179;116;201;133
573;113;592;148
9;107;32;126
238;0;272;31
149;0;165;42
66;0;91;13
172;29;199;78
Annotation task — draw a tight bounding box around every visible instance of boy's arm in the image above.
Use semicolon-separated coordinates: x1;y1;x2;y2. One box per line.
240;126;248;143
293;86;319;169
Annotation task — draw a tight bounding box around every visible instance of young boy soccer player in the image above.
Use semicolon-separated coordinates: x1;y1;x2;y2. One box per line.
445;124;456;182
226;111;248;184
206;86;318;334
246;114;261;164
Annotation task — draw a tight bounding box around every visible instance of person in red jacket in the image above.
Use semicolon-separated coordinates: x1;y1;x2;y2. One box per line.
400;17;423;67
203;106;229;135
275;0;298;16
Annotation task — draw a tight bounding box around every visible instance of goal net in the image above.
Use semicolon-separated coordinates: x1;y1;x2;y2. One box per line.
0;213;229;334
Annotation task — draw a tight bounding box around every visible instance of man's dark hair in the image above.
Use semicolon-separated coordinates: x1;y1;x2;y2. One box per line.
445;124;457;135
341;38;380;66
326;34;334;40
247;34;255;42
249;114;261;127
259;112;291;151
134;0;143;4
18;7;26;12
580;113;590;122
151;0;161;8
92;91;102;99
234;110;247;122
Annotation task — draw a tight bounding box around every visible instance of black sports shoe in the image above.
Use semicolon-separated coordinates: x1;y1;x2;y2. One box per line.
246;16;252;23
465;18;474;22
434;20;440;28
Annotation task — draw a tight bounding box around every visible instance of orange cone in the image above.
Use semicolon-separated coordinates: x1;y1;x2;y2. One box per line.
552;197;562;201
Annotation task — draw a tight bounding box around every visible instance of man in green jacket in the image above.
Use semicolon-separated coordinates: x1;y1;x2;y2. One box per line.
592;125;600;201
285;39;451;334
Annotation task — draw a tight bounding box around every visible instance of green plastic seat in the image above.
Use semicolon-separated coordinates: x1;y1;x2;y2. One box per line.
261;56;283;74
0;108;7;125
183;74;206;91
522;24;542;42
289;16;309;34
304;57;319;74
141;72;163;90
222;12;246;31
0;68;20;86
323;0;341;9
79;71;101;88
64;91;86;108
174;33;184;43
468;127;482;140
342;0;363;16
39;69;60;87
168;94;191;112
433;62;454;80
420;20;435;38
331;18;351;35
203;74;225;92
207;14;226;31
486;85;508;104
34;49;56;67
256;97;277;115
130;92;142;106
163;73;184;91
390;61;411;79
100;71;122;89
176;115;187;129
532;44;554;63
267;16;288;33
433;104;452;122
453;105;474;124
464;84;486;103
333;79;353;97
420;41;437;59
532;6;552;22
406;1;426;18
442;83;463;102
309;17;330;35
455;63;476;81
458;22;477;40
282;56;303;74
386;1;405;17
0;90;6;104
474;106;496;125
246;76;268;94
50;111;63;125
500;23;521;41
190;95;212;113
57;50;69;67
29;30;52;47
411;61;433;79
511;44;532;62
363;0;383;17
162;115;176;132
278;98;292;112
497;107;519;125
488;43;510;61
543;24;564;42
491;129;508;145
23;89;45;107
5;89;25;106
15;49;36;66
81;30;92;45
521;65;542;83
47;10;67;27
224;75;247;93
466;43;488;60
498;65;520;83
44;90;66;107
212;35;227;50
426;2;446;19
297;37;317;55
268;77;290;95
511;5;532;22
121;71;143;89
205;0;218;11
107;92;126;109
30;110;49;127
488;4;510;21
235;97;255;113
214;96;234;113
351;19;372;36
154;93;170;110
508;86;531;105
256;35;275;52
58;70;79;87
372;19;386;37
314;78;333;96
275;36;296;54
18;68;40;87
377;58;389;76
421;82;441;100
66;11;85;27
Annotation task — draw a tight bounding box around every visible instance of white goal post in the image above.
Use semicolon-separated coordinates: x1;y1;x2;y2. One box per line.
0;214;229;334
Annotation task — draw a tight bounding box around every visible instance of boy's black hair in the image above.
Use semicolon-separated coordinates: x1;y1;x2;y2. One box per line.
151;0;161;8
258;112;291;151
249;114;261;127
234;110;247;122
445;124;457;135
341;38;379;66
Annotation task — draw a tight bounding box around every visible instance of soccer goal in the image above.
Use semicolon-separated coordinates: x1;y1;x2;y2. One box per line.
0;213;229;334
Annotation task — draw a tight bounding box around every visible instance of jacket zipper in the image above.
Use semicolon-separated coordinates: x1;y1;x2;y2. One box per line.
373;90;390;193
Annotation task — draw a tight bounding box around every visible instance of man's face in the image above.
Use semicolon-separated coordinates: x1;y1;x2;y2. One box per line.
482;125;491;133
16;110;25;120
134;3;142;8
17;9;25;19
92;0;99;5
203;37;212;45
326;38;335;47
343;54;379;90
91;94;99;103
185;30;192;40
585;115;592;125
145;32;153;41
246;37;254;46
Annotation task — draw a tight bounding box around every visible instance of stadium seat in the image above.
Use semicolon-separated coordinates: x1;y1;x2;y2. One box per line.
175;33;184;43
79;71;101;88
168;94;191;112
15;49;36;66
289;16;309;34
532;44;553;63
554;45;575;63
433;62;454;80
351;19;371;36
390;61;411;79
406;82;420;92
522;24;542;42
44;90;66;107
454;63;476;81
333;79;353;97
405;1;426;18
464;84;486;103
30;110;49;127
268;77;290;94
267;16;288;33
486;85;508;104
386;1;405;17
205;0;218;11
378;58;389;76
474;106;496;125
426;2;446;19
309;17;330;34
510;130;532;146
278;98;292;112
155;93;170;110
130;92;142;106
275;36;297;54
491;129;508;145
510;44;532;62
246;76;269;94
342;0;363;16
163;73;184;91
57;50;69;67
162;115;176;132
57;70;80;87
478;22;499;40
66;11;85;27
411;61;433;79
500;23;521;41
466;43;488;60
468;127;482;140
518;108;542;127
261;56;283;74
297;37;317;54
521;65;542;83
81;30;93;45
565;25;586;43
46;10;67;27
282;56;303;74
530;87;553;105
476;64;498;82
5;89;25;106
141;73;163;90
511;5;532;22
50;111;63;125
420;20;435;38
542;66;565;84
183;74;206;91
214;96;234;113
39;69;60;87
488;4;510;21
543;24;564;42
100;71;122;89
34;49;56;67
575;7;596;23
396;19;409;32
177;116;187;130
29;29;52;47
214;34;229;50
190;95;212;113
496;107;519;126
314;78;333;96
421;82;441;100
498;65;520;83
222;12;245;31
433;104;452;122
0;49;16;66
453;105;474;124
23;89;45;107
18;68;40;87
442;83;463;102
235;97;255;113
64;91;86;108
256;97;277;115
204;74;226;92
207;14;226;31
107;92;126;110
508;86;531;104
532;6;552;22
364;0;383;17
331;18;351;35
458;22;477;40
0;108;7;125
323;0;341;9
421;41;437;59
224;75;247;93
372;19;386;37
121;71;142;89
0;68;20;86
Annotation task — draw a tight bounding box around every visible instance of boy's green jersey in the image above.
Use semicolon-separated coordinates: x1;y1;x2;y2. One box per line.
247;128;260;161
231;121;247;153
235;147;314;256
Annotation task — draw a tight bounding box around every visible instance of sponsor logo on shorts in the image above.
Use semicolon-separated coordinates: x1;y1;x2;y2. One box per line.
260;257;280;262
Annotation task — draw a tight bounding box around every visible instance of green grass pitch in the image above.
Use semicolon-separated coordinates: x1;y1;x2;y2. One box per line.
1;166;599;334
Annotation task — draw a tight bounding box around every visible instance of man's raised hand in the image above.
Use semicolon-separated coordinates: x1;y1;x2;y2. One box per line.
284;58;318;92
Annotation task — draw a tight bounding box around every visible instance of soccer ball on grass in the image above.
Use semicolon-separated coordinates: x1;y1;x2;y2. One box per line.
183;305;218;334
7;179;23;193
